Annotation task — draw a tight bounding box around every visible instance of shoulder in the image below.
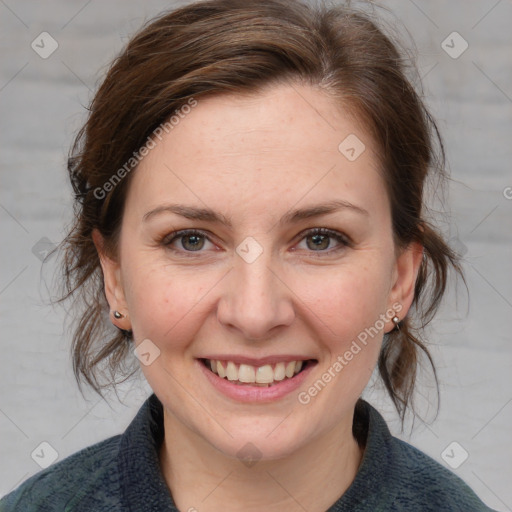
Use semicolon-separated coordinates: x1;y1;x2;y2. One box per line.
0;435;122;512
386;433;495;511
348;401;497;512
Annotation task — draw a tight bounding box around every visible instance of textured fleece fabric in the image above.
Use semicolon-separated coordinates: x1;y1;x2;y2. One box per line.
0;394;497;511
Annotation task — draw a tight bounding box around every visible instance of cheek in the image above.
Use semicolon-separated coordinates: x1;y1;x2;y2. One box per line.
300;263;391;341
299;267;388;403
122;258;217;348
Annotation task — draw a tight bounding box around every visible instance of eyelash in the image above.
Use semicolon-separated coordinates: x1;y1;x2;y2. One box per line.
161;228;351;257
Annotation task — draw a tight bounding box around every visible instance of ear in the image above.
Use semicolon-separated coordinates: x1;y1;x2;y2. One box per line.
92;228;131;331
387;241;423;328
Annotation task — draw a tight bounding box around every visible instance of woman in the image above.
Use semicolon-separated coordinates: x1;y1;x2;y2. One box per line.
0;0;497;510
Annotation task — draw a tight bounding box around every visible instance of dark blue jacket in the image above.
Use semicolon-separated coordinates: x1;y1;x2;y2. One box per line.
0;394;496;511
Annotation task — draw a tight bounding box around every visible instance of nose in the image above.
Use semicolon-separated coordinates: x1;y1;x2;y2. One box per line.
216;250;295;341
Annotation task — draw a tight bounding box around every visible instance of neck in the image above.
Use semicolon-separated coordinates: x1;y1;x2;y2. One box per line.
159;410;364;512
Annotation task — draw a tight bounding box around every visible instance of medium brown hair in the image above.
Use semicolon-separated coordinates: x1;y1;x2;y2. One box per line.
58;0;461;422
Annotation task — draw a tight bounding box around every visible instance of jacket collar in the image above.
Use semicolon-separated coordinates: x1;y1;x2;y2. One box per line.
117;394;392;511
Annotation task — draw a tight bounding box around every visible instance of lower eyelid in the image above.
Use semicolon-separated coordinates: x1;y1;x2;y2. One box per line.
295;240;347;253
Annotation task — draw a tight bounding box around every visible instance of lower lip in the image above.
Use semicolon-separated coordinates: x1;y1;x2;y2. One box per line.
197;360;316;403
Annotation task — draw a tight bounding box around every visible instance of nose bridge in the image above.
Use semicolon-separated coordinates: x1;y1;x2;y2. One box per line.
217;242;294;339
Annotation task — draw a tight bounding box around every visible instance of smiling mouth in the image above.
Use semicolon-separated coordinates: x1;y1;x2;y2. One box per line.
200;358;316;387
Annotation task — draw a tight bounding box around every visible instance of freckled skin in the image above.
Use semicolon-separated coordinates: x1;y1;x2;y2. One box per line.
95;83;422;511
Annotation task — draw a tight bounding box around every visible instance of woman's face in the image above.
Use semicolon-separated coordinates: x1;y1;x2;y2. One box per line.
98;83;419;460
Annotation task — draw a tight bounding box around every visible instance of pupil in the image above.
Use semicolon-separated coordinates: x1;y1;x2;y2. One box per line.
307;234;329;250
183;234;204;251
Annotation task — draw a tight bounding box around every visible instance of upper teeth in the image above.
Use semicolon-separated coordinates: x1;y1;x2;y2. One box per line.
207;359;304;384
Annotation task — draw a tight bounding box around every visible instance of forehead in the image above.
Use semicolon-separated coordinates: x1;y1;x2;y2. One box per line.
125;83;388;223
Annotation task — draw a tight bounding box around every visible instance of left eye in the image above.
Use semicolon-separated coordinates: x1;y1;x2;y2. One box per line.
296;228;349;252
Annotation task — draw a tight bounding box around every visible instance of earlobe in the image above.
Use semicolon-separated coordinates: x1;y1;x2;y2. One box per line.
92;229;131;330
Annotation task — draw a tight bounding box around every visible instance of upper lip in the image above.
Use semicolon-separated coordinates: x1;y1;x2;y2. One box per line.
199;355;316;366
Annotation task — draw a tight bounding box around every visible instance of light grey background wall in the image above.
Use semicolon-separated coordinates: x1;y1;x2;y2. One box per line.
1;0;511;509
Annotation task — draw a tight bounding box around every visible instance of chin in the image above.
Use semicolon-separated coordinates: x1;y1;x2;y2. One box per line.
203;415;315;463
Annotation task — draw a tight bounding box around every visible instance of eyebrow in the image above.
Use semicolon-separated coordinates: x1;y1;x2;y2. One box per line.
142;199;369;226
143;204;233;226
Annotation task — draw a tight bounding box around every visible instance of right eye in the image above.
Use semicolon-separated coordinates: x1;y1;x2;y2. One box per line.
163;229;216;253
